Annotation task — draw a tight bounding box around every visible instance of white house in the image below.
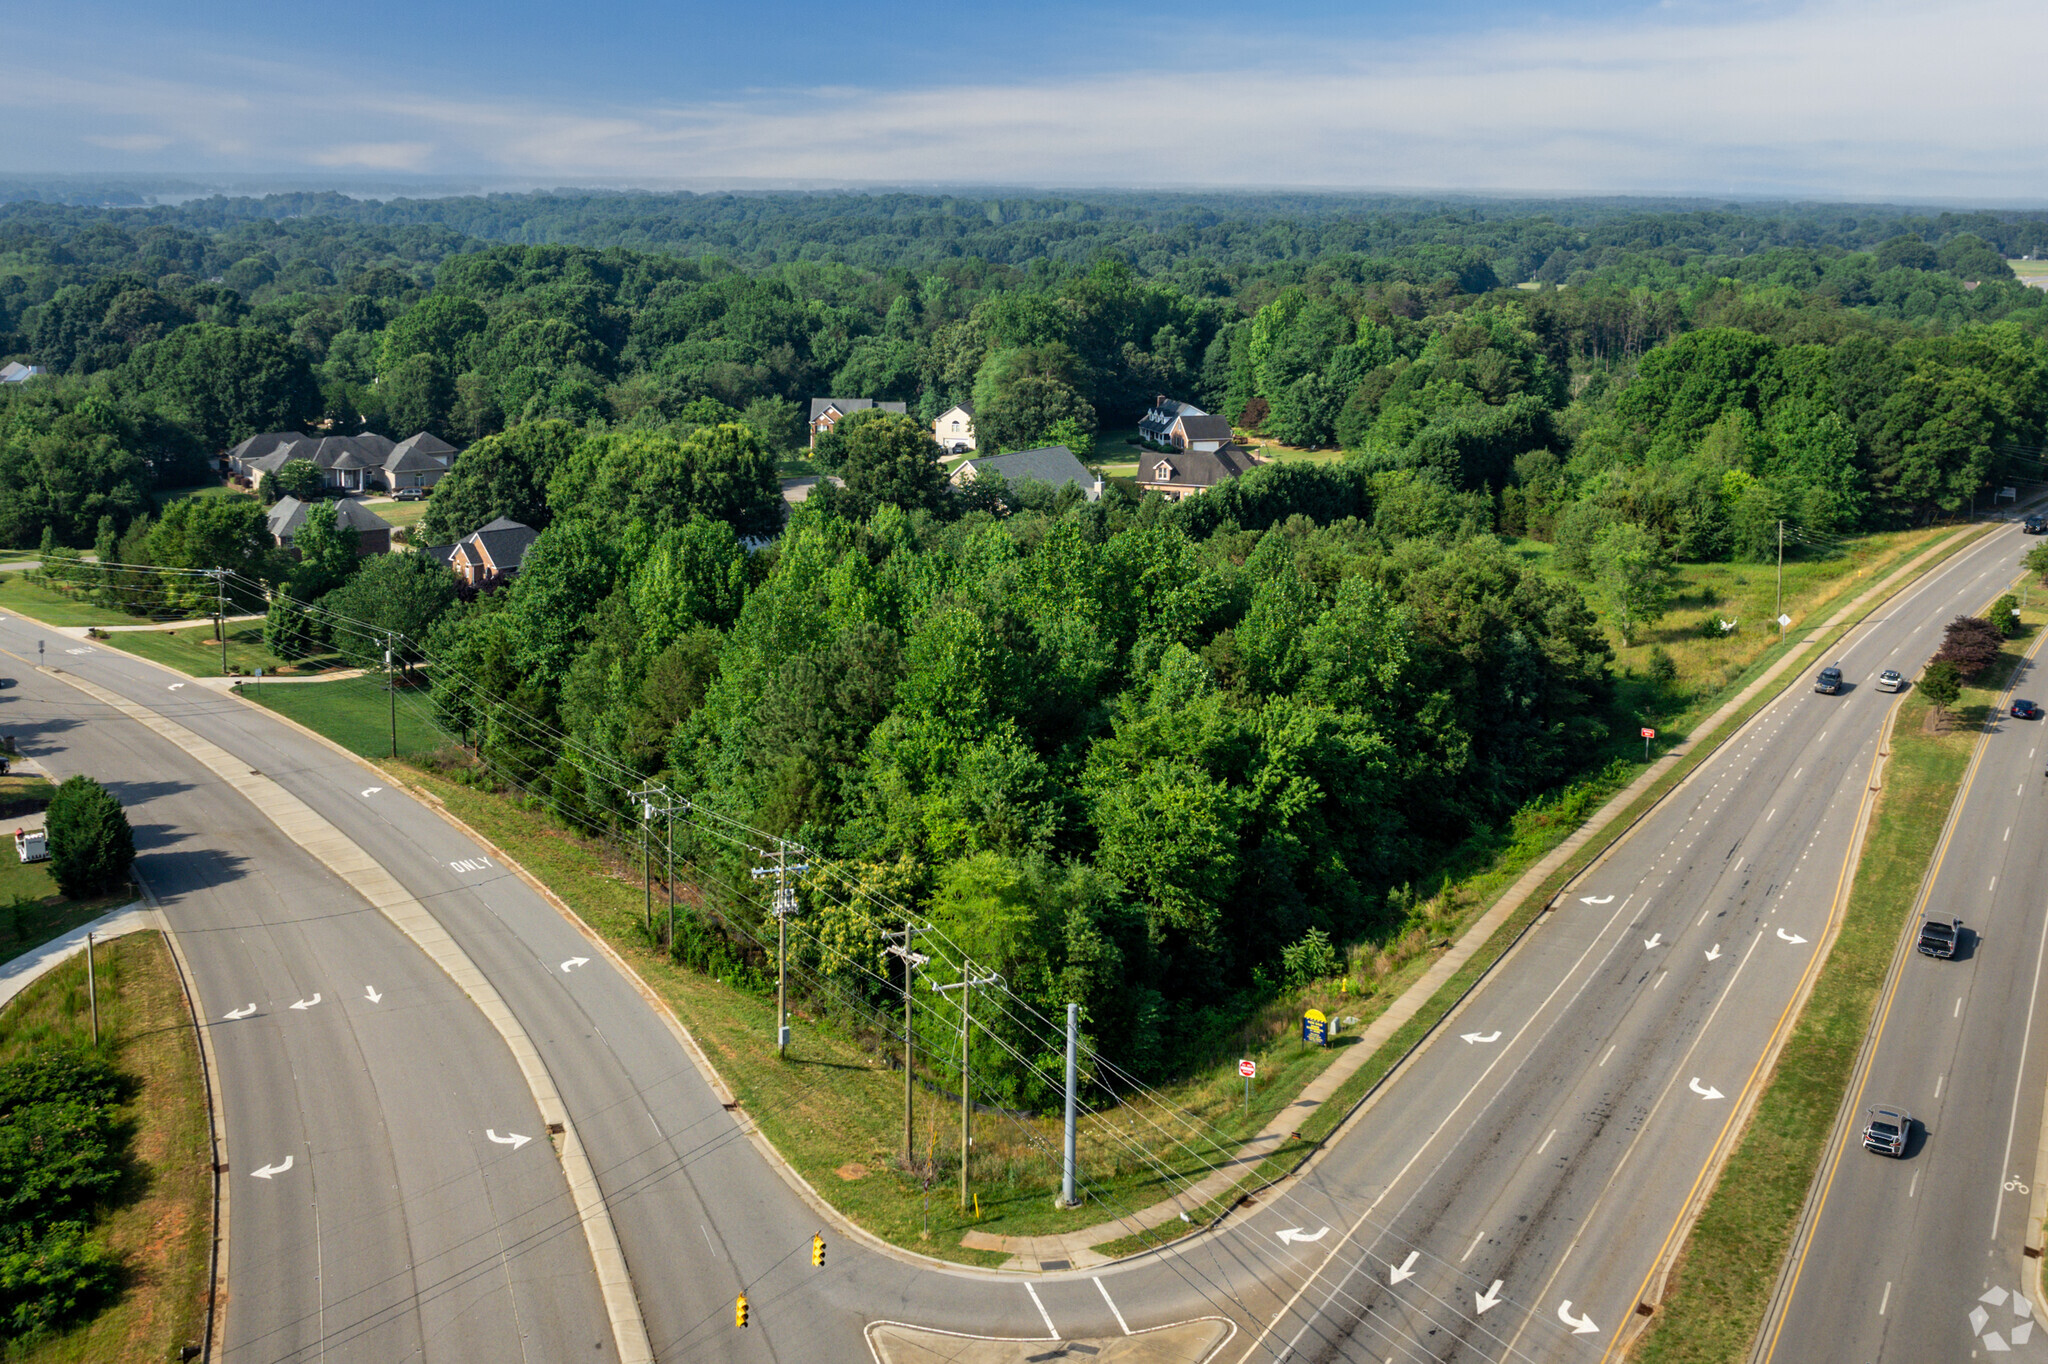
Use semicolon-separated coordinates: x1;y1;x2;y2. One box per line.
933;402;976;454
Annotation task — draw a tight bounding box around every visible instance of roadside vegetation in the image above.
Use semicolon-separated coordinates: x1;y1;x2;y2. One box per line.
0;776;132;964
96;621;343;679
1636;592;2041;1363
0;932;210;1363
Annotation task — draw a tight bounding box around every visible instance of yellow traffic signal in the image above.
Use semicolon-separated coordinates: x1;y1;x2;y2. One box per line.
735;1293;749;1328
812;1233;825;1267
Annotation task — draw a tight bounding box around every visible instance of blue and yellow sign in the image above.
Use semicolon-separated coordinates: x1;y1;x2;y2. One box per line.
1302;1008;1329;1046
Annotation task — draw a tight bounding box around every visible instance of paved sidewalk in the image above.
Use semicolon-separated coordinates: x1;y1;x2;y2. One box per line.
961;521;1997;1271
0;902;157;1012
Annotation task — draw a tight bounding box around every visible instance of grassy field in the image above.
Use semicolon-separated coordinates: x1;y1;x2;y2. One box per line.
2009;259;2048;283
156;482;253;505
359;497;431;532
0;932;211;1364
98;622;344;679
1635;603;2038;1363
239;672;453;761
0;577;207;630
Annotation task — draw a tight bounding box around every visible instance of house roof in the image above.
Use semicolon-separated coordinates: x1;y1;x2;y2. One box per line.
460;516;540;573
937;401;974;418
1175;414;1234;443
1141;443;1257;489
266;496;393;541
388;432;457;467
0;362;42;383
228;431;308;463
809;397;909;422
952;446;1100;499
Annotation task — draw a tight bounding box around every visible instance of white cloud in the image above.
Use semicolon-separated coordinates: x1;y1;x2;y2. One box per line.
2;0;2043;199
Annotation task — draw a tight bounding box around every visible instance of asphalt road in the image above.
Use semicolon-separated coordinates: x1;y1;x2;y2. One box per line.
0;519;2039;1364
1757;603;2048;1356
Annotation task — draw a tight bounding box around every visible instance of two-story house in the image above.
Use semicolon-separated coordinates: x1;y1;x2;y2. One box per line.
1134;443;1256;502
1138;394;1206;447
933;403;976;454
808;398;908;448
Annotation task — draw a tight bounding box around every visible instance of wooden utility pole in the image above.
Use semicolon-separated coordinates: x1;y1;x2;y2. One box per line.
929;959;999;1210
884;927;927;1170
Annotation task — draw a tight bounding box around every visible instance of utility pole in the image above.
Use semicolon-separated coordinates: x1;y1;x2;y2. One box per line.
883;926;928;1171
385;634;397;759
1060;1002;1079;1208
1776;520;1784;628
85;930;98;1047
749;840;809;1057
214;569;228;675
630;785;679;946
928;959;1000;1211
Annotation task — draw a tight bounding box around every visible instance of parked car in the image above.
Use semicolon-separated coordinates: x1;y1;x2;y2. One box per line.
1815;666;1844;694
1917;916;1962;958
2026;515;2047;534
1876;669;1905;692
2016;700;2044;720
1862;1106;1912;1156
393;487;429;501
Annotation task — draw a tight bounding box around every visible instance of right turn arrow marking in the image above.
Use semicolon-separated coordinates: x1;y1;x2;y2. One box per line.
1476;1280;1504;1314
1558;1300;1599;1334
1390;1251;1419;1284
1776;928;1808;944
1461;1030;1501;1044
222;1003;256;1020
1689;1077;1725;1100
1580;895;1615;905
250;1156;294;1180
559;957;589;974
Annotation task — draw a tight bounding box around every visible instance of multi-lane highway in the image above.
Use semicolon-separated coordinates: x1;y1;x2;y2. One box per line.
1758;606;2048;1357
1;515;2042;1364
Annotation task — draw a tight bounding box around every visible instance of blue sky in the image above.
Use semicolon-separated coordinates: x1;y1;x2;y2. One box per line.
5;0;2042;200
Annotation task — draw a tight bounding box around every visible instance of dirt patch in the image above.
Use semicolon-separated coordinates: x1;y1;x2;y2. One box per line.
836;1162;869;1181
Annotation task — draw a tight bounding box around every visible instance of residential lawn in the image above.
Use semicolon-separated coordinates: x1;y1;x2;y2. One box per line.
1239;439;1347;464
1636;605;2040;1364
0;932;212;1364
156;482;253;505
0;576;203;630
2009;259;2048;282
99;622;345;679
359;497;431;531
238;673;448;761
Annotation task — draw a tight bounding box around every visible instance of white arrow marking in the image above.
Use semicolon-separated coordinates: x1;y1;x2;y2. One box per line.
222;1003;256;1020
1275;1226;1328;1245
1476;1280;1504;1314
486;1129;532;1150
1643;933;1663;949
1776;928;1808;944
1689;1077;1725;1100
250;1156;294;1180
1579;894;1615;905
1557;1300;1599;1334
1390;1251;1420;1284
167;683;185;690
1461;1030;1502;1044
559;956;590;973
289;994;321;1010
1704;944;1723;961
361;787;382;798
363;986;382;1004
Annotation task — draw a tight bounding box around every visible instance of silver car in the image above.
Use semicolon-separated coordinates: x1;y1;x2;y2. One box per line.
1862;1106;1911;1157
1875;669;1904;692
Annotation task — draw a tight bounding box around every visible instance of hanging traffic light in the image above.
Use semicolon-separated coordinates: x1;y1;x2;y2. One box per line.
735;1293;749;1328
812;1233;825;1267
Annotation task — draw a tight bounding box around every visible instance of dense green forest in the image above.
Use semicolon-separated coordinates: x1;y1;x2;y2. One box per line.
9;187;2048;1090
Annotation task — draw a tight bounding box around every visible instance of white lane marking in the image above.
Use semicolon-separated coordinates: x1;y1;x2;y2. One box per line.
1689;1077;1726;1100
1599;1045;1616;1067
1538;1128;1556;1155
1958;997;1964;1018
1734;857;1745;872
1643;933;1663;949
1461;1030;1501;1044
486;1129;531;1150
560;956;590;973
1654;971;1668;990
1880;1281;1892;1315
1580;894;1615;905
222;1003;256;1020
1094;1277;1131;1335
1794;768;1802;780
289;994;321;1010
250;1156;293;1179
167;682;184;690
1767;808;1778;822
1462;1231;1484;1262
1937;1074;1946;1098
1025;1283;1058;1339
361;787;382;798
2008;827;2014;842
1558;1300;1599;1335
450;856;492;873
1991;827;2048;1243
1276;1227;1329;1245
1476;1279;1505;1314
1909;1172;1919;1199
1697;906;1713;926
363;985;381;1003
1992;877;2000;892
1705;944;1723;961
1777;929;1809;945
1389;1251;1420;1284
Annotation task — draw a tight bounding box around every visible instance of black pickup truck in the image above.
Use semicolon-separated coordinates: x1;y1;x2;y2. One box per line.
1917;917;1962;958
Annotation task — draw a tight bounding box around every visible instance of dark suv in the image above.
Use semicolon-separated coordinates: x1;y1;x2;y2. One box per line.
1814;666;1844;695
1917;917;1962;958
2026;515;2047;535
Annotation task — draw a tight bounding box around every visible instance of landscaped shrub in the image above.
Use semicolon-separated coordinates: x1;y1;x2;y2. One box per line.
43;776;135;900
0;1051;130;1342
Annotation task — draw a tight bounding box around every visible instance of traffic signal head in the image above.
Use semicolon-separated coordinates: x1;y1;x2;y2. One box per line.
812;1233;825;1267
736;1293;749;1328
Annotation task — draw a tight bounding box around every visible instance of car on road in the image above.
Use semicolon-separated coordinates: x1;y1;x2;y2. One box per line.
2015;700;2043;721
392;487;429;501
1876;669;1904;692
1815;665;1845;694
1863;1106;1912;1156
1917;916;1962;958
2027;515;2047;534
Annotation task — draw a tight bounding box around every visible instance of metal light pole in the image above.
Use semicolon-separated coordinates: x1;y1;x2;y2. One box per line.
929;959;999;1210
85;930;98;1047
884;928;927;1170
1060;1003;1079;1208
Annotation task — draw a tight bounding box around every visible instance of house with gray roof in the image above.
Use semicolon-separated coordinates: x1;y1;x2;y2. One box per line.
0;362;44;384
1135;443;1257;501
384;433;457;492
435;517;540;588
1170;414;1234;452
808;398;907;448
1139;394;1206;446
227;432;310;473
242;430;453;494
950;446;1103;501
265;496;392;556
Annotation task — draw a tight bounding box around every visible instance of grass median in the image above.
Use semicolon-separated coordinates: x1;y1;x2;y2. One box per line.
97;621;344;679
0;931;211;1363
1633;609;2038;1363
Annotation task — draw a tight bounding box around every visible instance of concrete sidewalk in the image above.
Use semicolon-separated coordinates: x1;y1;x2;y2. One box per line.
961;520;1997;1271
0;902;158;1012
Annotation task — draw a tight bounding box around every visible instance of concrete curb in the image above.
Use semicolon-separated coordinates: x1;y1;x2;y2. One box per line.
34;664;657;1363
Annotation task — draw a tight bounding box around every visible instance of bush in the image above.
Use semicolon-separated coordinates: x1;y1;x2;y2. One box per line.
43;776;135;900
1933;614;2003;678
0;1052;130;1342
1280;927;1340;987
1920;659;1963;712
1991;593;2025;639
0;1223;121;1340
1647;647;1678;684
